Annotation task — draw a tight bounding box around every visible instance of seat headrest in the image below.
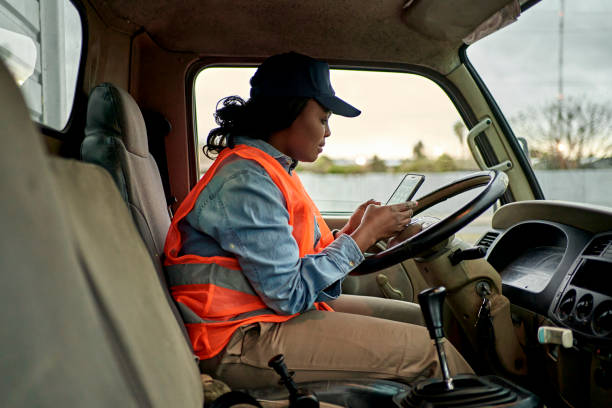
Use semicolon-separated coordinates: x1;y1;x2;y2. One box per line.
85;83;149;156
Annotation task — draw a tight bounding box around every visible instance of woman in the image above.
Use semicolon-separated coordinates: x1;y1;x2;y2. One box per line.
164;52;472;387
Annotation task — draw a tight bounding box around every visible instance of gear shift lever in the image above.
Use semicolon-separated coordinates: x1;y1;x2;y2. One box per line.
268;354;319;408
418;286;454;391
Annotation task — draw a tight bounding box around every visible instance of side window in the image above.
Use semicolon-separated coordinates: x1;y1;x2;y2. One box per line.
194;67;487;242
0;0;82;130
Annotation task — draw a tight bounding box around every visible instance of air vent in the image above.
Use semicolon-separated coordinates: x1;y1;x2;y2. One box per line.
583;235;612;258
477;231;500;249
605;246;612;261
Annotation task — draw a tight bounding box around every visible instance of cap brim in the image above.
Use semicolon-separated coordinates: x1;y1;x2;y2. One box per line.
315;95;361;118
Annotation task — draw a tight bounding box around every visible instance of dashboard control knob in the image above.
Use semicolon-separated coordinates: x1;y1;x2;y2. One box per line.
592;301;612;336
558;290;576;321
576;294;594;320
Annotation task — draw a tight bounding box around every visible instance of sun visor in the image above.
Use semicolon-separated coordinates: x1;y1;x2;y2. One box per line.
463;0;521;45
401;0;514;43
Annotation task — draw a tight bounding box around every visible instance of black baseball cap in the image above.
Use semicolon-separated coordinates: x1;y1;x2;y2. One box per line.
250;52;361;118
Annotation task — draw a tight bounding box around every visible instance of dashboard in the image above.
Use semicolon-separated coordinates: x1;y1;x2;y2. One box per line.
478;201;612;351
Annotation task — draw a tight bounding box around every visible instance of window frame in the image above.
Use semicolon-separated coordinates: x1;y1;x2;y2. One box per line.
31;0;89;140
457;0;548;202
460;43;545;201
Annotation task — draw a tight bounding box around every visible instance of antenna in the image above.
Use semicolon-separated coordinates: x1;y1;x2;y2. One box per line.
558;0;565;141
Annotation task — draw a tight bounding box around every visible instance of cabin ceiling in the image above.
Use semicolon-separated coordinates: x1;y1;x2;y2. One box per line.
86;0;522;73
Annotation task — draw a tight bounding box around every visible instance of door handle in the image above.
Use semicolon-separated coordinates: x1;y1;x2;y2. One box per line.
376;274;404;300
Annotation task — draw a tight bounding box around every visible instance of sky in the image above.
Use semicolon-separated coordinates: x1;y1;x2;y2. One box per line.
194;0;612;164
195;69;465;162
469;0;612;117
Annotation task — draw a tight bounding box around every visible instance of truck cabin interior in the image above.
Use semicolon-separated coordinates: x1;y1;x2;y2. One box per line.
1;0;612;407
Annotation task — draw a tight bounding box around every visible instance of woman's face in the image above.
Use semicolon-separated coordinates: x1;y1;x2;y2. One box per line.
271;99;331;162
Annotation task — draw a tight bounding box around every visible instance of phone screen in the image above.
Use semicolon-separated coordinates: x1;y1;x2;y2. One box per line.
386;174;425;205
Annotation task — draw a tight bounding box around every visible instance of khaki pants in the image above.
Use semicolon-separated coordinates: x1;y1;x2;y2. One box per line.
205;295;473;388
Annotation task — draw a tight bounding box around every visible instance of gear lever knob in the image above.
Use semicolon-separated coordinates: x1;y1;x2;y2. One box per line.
268;354;299;395
418;286;454;390
418;286;447;340
268;354;319;408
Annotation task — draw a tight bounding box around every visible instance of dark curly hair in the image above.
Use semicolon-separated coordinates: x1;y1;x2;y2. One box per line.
204;95;310;158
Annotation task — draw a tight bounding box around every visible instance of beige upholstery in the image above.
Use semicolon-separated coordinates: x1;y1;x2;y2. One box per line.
82;83;170;267
0;61;203;407
89;0;516;74
81;83;190;343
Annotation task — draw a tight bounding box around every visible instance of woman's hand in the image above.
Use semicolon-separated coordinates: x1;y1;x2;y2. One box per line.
339;199;380;236
350;201;418;252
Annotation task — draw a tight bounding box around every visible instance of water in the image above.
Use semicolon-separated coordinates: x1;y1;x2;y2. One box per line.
534;169;612;208
299;169;612;243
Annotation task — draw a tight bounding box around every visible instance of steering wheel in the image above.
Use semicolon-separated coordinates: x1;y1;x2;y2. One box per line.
350;170;508;275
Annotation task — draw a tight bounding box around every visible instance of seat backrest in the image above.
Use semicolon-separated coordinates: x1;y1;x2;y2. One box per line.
0;61;203;407
81;83;170;267
80;83;191;343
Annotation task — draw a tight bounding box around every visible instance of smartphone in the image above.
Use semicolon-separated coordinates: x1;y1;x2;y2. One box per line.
386;173;425;205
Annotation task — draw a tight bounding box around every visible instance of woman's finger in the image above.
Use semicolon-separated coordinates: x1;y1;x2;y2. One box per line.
360;199;378;209
396;213;412;226
389;203;403;212
390;202;416;213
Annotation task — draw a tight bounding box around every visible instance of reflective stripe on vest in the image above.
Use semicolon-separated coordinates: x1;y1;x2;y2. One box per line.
163;144;334;359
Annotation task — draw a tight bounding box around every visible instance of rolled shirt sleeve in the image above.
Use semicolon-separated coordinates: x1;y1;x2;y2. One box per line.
186;161;364;315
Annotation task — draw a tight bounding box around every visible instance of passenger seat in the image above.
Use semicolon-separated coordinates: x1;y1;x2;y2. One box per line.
0;62;203;407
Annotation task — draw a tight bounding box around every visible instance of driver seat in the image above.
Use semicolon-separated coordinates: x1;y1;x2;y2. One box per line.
81;83;170;268
80;83;189;343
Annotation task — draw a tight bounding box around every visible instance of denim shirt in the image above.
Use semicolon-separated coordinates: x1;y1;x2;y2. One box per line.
179;137;364;315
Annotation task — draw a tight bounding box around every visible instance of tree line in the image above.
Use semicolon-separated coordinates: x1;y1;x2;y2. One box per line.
298;96;612;174
298;152;478;174
512;96;612;169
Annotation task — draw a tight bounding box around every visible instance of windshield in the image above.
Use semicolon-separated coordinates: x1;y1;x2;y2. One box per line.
467;0;612;208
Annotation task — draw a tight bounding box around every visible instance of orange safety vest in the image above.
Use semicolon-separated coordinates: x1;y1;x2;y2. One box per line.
164;144;334;359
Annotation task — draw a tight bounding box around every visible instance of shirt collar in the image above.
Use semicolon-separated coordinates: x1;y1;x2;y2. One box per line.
234;136;298;174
